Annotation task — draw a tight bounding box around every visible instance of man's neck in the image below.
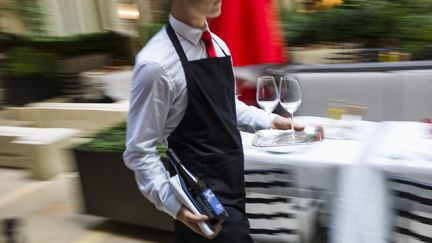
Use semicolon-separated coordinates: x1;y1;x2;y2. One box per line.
170;6;206;29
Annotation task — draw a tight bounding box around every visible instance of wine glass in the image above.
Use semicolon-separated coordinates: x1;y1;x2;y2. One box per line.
279;75;302;139
256;76;278;128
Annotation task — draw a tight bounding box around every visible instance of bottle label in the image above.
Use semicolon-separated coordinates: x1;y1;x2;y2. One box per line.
202;189;224;215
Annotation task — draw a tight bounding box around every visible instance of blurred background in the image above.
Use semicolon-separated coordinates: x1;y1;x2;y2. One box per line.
0;0;431;242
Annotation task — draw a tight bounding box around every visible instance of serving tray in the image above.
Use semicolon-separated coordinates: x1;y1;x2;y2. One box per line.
252;126;325;147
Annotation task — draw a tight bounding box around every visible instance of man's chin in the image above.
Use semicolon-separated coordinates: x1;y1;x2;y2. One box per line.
207;10;222;19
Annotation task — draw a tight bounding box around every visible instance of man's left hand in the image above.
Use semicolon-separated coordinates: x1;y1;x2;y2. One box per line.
271;116;304;131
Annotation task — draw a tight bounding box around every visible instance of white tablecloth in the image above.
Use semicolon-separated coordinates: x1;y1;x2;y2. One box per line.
242;116;377;190
332;121;432;243
242;132;370;191
241;117;432;242
368;122;432;175
241;116;378;242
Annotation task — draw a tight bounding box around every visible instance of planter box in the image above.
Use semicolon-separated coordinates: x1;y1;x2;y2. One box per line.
4;77;61;106
74;149;174;231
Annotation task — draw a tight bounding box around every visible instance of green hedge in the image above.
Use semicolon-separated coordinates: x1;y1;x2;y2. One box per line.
281;0;432;60
77;123;127;153
1;31;133;77
5;47;58;78
76;123;167;157
1;31;131;59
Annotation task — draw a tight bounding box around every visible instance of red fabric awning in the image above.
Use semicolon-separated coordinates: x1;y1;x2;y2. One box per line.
209;0;288;66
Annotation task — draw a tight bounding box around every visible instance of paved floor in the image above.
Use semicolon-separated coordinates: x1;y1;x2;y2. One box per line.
0;168;173;243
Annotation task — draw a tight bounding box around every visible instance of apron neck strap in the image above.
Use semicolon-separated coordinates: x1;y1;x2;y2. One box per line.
212;36;228;57
166;23;189;66
166;23;229;66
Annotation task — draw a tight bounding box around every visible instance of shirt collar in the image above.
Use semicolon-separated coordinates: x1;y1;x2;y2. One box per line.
169;14;209;46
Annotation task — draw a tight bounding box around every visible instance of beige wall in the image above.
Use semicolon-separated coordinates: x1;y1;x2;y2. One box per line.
97;0;157;36
279;0;297;12
0;0;157;37
0;0;103;36
41;0;103;36
137;0;153;24
0;0;27;34
43;0;156;37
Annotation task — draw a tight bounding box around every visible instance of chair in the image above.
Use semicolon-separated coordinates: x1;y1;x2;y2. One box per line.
245;168;327;243
387;176;432;243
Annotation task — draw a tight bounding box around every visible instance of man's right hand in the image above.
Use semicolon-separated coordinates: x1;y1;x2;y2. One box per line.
176;206;223;239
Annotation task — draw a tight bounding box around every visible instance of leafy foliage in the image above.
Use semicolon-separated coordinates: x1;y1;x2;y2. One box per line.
76;123;167;157
5;47;57;77
281;0;432;59
76;123;127;153
1;31;133;77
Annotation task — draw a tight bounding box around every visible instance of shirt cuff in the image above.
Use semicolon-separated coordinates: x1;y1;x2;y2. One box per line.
269;113;280;128
255;112;279;130
163;192;183;219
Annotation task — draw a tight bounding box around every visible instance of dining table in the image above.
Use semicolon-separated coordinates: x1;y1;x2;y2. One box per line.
356;121;430;242
329;121;432;243
241;116;379;242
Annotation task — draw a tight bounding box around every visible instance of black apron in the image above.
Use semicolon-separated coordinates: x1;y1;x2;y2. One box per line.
166;24;253;243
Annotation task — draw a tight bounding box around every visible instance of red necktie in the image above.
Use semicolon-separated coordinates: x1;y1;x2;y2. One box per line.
201;31;217;58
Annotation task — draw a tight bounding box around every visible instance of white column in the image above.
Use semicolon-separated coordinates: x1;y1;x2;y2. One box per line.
137;0;154;25
41;0;103;36
97;0;115;31
75;0;103;33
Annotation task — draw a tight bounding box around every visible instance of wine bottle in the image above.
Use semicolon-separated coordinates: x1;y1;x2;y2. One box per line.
167;148;229;226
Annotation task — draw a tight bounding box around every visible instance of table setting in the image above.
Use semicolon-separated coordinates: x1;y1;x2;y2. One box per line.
331;121;432;243
368;121;432;173
246;74;432;243
251;74;375;155
243;75;380;243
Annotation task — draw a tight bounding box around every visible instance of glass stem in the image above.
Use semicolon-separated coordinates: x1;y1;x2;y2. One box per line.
290;112;295;139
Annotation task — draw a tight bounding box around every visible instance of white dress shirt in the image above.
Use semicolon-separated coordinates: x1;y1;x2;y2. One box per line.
123;15;277;219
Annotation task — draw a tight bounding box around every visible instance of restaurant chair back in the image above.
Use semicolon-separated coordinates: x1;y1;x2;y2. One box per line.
387;176;432;243
245;168;326;243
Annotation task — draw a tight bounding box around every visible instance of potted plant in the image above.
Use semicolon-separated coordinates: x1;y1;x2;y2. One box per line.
3;47;61;106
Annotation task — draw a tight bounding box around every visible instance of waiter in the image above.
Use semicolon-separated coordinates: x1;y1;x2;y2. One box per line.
123;0;302;242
